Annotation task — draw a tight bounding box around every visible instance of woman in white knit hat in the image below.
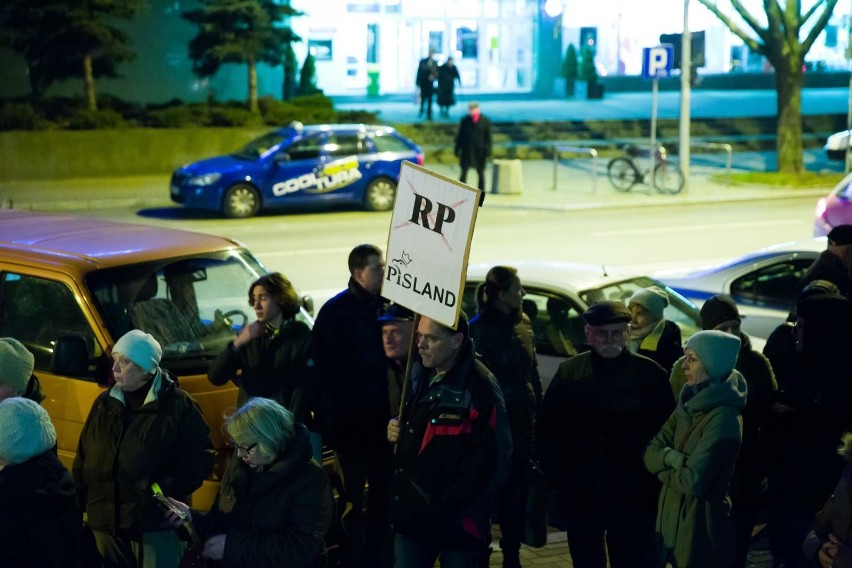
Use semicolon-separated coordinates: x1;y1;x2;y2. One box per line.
73;329;214;568
627;286;683;374
0;397;83;566
643;330;747;568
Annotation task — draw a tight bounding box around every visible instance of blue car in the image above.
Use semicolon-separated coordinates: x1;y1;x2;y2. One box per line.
170;122;424;218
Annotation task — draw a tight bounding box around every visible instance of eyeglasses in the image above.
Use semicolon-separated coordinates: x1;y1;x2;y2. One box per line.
232;441;257;455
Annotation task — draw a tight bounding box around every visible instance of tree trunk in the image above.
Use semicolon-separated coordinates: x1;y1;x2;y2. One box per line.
774;60;803;173
83;54;97;111
248;56;258;114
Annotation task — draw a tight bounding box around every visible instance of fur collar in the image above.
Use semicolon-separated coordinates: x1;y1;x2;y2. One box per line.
840;432;852;461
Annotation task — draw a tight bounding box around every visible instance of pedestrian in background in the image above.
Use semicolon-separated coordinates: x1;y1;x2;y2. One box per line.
470;266;541;568
670;294;777;567
765;293;852;568
387;313;511;568
208;272;318;455
313;244;393;568
455;101;493;193
798;224;852;300
0;397;83;567
803;431;852;568
644;330;747;568
73;329;214;568
164;397;332;567
416;49;438;121
537;301;674;568
0;337;44;402
437;57;461;119
627;285;683;374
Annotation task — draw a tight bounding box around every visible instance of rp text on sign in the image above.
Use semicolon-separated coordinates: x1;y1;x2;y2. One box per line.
642;44;674;79
382;162;480;328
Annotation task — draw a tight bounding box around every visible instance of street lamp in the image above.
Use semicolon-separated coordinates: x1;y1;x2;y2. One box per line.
680;0;691;190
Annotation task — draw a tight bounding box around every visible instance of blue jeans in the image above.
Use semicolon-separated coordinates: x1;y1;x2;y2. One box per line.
393;533;480;568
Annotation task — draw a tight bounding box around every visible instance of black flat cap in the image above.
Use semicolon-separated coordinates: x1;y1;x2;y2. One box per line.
378;303;414;322
583;301;631;326
828;225;852;246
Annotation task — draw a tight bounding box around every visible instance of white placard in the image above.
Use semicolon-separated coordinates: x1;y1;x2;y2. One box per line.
383;162;480;328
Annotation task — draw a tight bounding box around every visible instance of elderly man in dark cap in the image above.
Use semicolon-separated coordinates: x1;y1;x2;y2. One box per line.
537;301;674;568
799;224;852;299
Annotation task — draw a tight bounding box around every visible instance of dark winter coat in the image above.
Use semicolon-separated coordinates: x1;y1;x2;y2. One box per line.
312;278;389;454
470;306;540;461
194;424;332;568
73;369;214;537
436;63;460;107
0;450;83;567
208;314;316;425
644;370;747;568
803;433;852;568
672;333;777;504
798;249;852;300
391;339;511;547
416;57;438;94
537;349;675;513
763;321;798;390
633;319;684;375
455;114;493;169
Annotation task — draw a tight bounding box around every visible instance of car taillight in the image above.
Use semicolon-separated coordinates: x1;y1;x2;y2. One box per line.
416;153;424;166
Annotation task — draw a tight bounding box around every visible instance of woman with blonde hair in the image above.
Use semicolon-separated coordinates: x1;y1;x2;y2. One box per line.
166;397;332;567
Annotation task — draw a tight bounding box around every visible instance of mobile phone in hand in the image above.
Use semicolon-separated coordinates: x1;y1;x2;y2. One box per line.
151;483;187;520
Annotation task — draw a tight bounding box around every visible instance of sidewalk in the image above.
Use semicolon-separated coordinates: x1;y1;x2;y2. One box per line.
0;156;836;215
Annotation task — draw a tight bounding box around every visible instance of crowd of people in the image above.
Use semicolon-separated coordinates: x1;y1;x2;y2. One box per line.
2;225;852;567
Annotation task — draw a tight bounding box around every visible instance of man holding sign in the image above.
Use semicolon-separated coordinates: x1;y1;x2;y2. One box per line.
387;313;510;567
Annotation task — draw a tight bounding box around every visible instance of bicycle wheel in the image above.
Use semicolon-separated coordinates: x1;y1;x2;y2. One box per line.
607;157;638;192
653;161;685;194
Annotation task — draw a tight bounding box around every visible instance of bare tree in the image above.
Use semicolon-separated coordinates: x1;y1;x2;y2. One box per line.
695;0;839;173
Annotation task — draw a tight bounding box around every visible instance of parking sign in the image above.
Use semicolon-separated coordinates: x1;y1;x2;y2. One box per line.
642;45;674;79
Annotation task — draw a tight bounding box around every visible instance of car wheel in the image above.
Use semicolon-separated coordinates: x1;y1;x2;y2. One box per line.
363;177;396;211
223;184;261;219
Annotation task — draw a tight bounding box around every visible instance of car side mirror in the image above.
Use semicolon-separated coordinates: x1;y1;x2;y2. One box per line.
274;152;291;163
51;335;93;379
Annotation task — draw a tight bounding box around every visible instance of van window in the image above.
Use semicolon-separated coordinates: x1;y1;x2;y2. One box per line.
0;273;99;370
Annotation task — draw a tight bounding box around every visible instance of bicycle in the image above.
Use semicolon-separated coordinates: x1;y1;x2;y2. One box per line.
606;144;685;194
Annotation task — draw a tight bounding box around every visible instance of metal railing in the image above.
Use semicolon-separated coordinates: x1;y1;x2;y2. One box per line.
552;145;599;193
691;142;733;186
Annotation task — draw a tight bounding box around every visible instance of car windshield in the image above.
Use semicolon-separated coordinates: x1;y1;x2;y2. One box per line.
835;176;852;199
232;132;287;160
579;276;702;340
86;249;311;369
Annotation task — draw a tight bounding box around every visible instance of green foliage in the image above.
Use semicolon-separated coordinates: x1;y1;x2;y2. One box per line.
298;53;320;95
0;103;41;130
721;171;845;187
282;44;298;100
290;93;332;109
208;107;264;127
183;0;301;78
145;106;203;128
67;109;126;130
580;46;598;83
562;44;578;80
0;0;144;97
336;110;380;124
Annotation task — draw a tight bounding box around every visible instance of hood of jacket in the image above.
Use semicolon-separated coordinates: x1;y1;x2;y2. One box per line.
681;369;748;414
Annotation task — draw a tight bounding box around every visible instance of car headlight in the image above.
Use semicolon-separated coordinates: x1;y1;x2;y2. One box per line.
187;173;222;186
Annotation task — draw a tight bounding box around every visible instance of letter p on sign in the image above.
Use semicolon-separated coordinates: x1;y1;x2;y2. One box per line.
642;45;674;79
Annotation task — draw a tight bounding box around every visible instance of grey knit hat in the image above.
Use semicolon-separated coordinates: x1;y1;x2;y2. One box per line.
628;286;669;321
0;338;35;395
113;330;162;373
685;330;741;382
0;397;56;465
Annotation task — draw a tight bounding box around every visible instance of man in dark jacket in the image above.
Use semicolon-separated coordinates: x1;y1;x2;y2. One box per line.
798;224;852;299
455;101;493;193
416;49;438;121
0;397;83;567
380;303;415;419
73;330;214;567
313;244;392;568
537;301;674;568
387;313;511;567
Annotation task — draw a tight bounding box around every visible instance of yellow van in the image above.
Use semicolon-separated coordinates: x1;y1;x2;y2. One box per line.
0;209;310;508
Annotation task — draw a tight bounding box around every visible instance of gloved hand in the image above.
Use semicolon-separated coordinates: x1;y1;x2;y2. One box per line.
664;448;685;470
